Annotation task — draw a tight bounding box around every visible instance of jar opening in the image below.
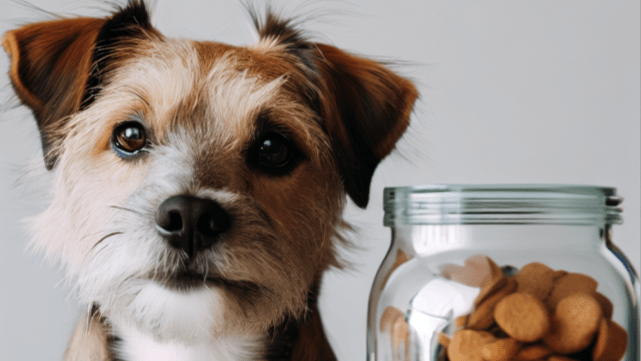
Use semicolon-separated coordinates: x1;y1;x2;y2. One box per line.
384;184;623;226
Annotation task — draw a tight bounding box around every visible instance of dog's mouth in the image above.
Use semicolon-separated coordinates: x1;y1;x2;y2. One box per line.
172;272;218;287
158;271;263;295
159;271;223;290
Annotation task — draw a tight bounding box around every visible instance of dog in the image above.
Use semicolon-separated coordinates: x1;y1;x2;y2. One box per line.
2;1;417;360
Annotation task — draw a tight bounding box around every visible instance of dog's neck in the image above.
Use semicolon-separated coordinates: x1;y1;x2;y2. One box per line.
64;295;336;361
112;324;263;361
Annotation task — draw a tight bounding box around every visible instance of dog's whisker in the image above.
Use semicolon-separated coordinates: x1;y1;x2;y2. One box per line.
203;262;209;284
91;232;123;252
53;277;67;290
108;205;142;215
79;232;124;271
151;250;163;283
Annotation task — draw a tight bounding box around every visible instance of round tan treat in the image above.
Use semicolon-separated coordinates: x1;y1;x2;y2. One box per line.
474;257;508;307
593;292;614;319
455;315;469;329
465;255;496;287
382;249;409;286
593;318;628;361
543;293;603;354
513;343;552;360
391;316;409;360
548;356;578;361
441;264;469;283
447;329;495;361
380;306;404;332
468;278;517;330
515;262;556;301
443;255;493;287
481;337;521;361
553;269;568;279
494;292;551;342
437;332;451;348
546;273;598;309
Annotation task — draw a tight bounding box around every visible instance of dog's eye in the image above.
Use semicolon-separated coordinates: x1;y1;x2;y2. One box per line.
112;121;147;158
255;134;292;168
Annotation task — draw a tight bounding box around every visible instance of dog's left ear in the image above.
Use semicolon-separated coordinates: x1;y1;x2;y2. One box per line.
313;44;419;208
253;13;418;208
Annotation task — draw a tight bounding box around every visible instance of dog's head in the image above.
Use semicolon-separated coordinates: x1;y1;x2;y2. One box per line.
3;0;417;343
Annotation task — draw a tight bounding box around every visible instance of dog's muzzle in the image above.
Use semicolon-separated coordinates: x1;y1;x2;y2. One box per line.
155;195;230;259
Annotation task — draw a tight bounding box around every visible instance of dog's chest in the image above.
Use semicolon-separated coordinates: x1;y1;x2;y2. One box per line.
114;325;263;361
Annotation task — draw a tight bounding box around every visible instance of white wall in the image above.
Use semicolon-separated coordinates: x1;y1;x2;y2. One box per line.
1;1;638;360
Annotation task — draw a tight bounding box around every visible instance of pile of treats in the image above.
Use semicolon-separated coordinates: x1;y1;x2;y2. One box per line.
439;256;628;361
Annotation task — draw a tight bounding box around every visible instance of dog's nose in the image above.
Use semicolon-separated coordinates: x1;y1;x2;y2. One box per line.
155;195;230;258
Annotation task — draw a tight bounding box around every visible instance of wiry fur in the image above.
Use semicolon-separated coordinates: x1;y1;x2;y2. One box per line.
2;1;418;360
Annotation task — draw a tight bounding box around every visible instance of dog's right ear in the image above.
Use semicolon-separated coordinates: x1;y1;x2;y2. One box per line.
2;17;104;169
1;0;157;170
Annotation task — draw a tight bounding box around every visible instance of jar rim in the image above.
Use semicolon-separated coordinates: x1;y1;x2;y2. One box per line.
383;184;623;226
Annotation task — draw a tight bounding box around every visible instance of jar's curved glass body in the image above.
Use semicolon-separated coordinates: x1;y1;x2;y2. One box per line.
367;185;639;361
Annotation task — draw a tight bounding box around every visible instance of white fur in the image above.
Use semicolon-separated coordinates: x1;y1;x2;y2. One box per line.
111;283;224;344
114;322;263;361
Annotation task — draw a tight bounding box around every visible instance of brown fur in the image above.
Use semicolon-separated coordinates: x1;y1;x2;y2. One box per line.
64;308;114;361
2;17;105;168
3;1;417;360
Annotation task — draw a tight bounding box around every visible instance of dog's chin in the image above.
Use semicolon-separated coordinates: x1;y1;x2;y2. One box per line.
160;272;258;294
160;272;222;291
107;281;227;344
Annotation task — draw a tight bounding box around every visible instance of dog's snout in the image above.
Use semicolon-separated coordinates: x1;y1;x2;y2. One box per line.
155;195;230;258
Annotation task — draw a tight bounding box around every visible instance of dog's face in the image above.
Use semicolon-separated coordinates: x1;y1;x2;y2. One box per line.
3;0;416;345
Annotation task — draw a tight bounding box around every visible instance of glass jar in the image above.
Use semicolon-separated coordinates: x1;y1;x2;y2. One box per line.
367;185;639;361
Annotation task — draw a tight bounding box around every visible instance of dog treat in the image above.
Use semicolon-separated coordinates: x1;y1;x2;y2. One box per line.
515;262;556;301
383;249;410;286
443;255;492;288
381;306;411;361
455;315;469;329
468;278;517;330
442;264;476;287
466;255;497;287
592;318;628;361
593;292;614;319
392;316;410;361
437;332;451;348
437;256;628;361
513;343;553;360
553;270;568;279
543;293;602;354
546;273;598;309
381;306;405;333
447;329;496;361
494;292;551;342
481;337;521;361
474;257;508;307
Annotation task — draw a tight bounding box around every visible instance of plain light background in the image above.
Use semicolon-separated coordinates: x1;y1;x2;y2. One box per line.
0;1;639;360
